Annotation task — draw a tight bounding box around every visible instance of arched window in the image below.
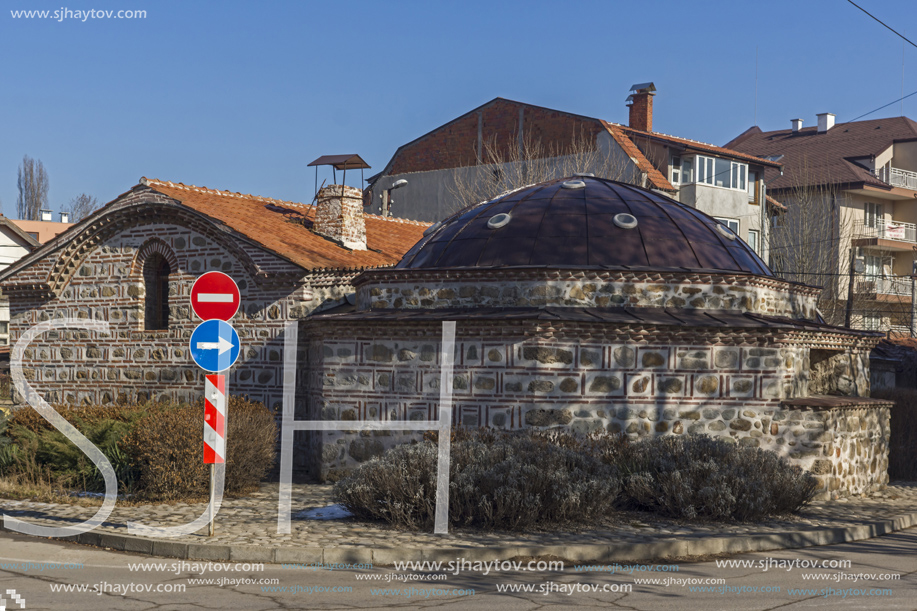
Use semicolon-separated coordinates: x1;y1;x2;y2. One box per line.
143;253;171;330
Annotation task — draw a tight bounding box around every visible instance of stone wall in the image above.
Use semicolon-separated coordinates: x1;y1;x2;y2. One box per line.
313;185;366;251
4;194;358;424
356;269;820;320
300;318;886;496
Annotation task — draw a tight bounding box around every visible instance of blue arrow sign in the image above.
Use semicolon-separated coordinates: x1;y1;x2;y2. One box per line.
190;320;241;372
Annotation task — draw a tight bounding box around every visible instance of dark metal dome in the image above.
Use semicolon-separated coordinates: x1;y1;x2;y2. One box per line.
397;176;773;276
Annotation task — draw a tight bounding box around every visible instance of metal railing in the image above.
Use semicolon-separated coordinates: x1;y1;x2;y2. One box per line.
873;165;917;190
855;274;913;297
853;219;917;243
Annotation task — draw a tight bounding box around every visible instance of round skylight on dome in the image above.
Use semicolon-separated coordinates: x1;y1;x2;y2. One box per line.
613;213;638;229
487;213;512;229
716;223;737;240
561;180;586;189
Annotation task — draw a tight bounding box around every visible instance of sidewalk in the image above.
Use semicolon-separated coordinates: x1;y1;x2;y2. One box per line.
2;482;916;565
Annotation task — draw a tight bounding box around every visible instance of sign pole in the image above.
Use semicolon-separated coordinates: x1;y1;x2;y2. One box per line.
208;464;215;536
190;272;241;539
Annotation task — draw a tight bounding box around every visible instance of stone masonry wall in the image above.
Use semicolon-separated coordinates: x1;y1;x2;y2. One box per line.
357;271;820;320
303;323;887;497
313;185;366;250
9;221;310;409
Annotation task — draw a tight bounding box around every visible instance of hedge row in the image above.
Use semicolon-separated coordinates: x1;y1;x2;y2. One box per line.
0;396;276;500
334;429;818;530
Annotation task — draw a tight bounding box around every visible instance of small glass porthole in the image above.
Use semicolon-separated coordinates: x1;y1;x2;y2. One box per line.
487;213;512;229
716;223;737;240
613;213;638;229
561;180;586;189
574;172;595;177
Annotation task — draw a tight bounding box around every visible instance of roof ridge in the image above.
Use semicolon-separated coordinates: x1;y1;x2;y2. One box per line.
611;122;725;149
140;177;430;226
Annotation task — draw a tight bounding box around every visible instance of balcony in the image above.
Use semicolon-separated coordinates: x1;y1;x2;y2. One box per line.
855;275;913;300
873;166;917;190
853;219;917;250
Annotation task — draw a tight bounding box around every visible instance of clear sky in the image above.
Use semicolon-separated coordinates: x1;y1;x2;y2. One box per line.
3;0;917;217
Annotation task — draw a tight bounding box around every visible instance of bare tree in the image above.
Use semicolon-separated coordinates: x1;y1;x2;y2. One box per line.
768;157;905;331
66;193;100;222
16;155;49;220
448;128;644;213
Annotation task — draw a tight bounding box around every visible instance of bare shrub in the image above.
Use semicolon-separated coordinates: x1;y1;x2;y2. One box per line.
336;430;817;530
617;435;817;521
334;429;620;531
124;396;276;500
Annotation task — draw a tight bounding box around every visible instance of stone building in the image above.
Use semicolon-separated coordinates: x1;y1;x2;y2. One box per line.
0;178;426;419
302;176;890;498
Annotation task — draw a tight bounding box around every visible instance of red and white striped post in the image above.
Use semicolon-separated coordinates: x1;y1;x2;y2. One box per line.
204;374;226;536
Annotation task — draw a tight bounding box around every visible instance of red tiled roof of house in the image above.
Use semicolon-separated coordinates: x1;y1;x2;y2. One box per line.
142;178;429;270
724;117;917;192
600;121;675;192
616;124;785;169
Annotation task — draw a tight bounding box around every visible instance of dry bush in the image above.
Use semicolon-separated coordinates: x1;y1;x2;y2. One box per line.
336;430;816;530
124;396;276;500
617;435;817;521
335;429;620;531
872;387;916;480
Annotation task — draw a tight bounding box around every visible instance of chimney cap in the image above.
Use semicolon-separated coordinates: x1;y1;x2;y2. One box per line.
629;82;656;94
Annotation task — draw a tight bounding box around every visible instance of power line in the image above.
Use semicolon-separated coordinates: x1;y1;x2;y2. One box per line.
847;0;917;50
849;89;917;122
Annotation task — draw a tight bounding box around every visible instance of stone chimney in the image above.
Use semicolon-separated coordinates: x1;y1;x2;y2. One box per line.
817;112;835;134
791;118;803;133
314;184;367;250
627;82;656;132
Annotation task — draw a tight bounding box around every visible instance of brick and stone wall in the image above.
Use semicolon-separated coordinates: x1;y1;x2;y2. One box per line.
300;317;886;497
356;269;821;320
4;193;362;476
313;185;367;251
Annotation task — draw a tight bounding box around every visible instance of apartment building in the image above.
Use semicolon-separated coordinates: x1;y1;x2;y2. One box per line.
727;114;917;334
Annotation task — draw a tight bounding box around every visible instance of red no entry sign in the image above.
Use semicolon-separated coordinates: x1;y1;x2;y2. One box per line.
191;272;240;321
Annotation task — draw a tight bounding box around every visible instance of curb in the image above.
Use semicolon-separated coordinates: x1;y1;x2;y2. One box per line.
5;510;917;565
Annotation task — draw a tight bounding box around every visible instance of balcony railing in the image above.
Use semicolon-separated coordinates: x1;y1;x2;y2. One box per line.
873;165;917;190
855;275;913;297
853;219;917;243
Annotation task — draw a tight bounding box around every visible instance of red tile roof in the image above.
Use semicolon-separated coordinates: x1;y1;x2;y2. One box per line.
600;121;675;192
142;178;429;270
616;124;785;169
724;117;917;192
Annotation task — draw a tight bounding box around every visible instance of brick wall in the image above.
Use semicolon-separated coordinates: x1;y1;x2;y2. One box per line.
389;99;605;175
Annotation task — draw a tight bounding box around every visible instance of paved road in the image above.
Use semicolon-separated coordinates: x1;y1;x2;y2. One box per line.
1;528;915;610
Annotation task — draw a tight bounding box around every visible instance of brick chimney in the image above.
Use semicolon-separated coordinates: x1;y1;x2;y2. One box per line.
627;82;656;132
314;184;367;250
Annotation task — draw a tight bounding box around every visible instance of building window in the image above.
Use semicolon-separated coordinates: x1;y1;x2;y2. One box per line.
865;202;884;228
862;313;882;331
748;171;758;202
747;229;759;253
671;156;694;185
696;156;746;190
143;253;171;330
715;217;740;234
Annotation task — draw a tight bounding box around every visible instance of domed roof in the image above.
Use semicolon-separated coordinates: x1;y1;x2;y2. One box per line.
397;176;772;276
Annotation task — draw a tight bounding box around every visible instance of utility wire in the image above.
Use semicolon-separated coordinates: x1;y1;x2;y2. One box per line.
849;89;917;122
847;0;917;50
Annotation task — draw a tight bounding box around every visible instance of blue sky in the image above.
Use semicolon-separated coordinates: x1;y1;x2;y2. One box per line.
2;0;917;216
